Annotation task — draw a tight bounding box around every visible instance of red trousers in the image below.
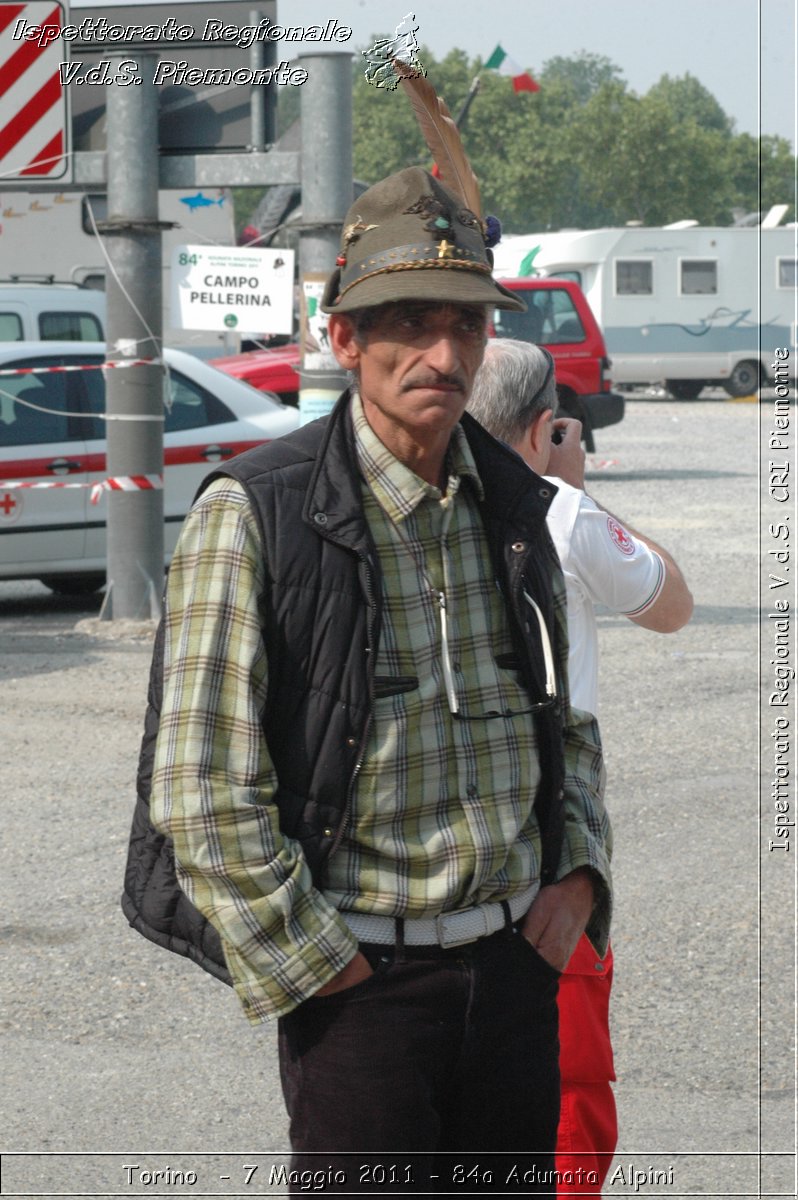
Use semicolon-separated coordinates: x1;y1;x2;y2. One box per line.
555;935;617;1195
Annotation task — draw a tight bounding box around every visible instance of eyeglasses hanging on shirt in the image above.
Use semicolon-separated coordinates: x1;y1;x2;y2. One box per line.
438;585;557;720
372;477;558;721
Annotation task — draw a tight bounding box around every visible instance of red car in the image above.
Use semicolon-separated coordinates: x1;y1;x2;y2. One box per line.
212;279;624;449
211;342;303;406
492;278;624;449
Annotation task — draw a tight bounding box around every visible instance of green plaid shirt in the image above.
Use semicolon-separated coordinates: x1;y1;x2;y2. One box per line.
151;396;611;1024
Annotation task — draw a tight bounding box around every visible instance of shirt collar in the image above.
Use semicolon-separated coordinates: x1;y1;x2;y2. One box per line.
351;391;484;524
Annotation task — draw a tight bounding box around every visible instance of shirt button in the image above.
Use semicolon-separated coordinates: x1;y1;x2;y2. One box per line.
314;512;328;525
323;827;334;837
594;962;604;972
512;541;525;553
467;785;478;798
346;736;357;747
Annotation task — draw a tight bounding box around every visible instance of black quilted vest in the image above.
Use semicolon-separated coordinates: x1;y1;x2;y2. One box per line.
121;393;567;986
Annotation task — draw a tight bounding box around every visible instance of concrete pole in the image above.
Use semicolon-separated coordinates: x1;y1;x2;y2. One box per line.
101;54;164;621
297;52;352;420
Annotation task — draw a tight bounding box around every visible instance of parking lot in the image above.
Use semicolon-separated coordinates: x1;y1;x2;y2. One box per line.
0;392;792;1198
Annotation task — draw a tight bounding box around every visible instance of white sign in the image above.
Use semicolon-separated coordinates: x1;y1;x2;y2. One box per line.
170;244;295;334
301;276;337;369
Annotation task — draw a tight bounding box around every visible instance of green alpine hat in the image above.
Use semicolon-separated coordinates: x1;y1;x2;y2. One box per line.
320;166;525;313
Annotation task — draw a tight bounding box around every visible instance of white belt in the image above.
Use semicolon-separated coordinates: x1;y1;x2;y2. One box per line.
340;882;539;950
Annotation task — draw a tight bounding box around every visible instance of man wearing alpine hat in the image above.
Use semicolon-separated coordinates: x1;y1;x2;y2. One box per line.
145;165;612;1191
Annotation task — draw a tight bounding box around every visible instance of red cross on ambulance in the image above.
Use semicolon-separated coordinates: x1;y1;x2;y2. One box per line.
0;491;21;523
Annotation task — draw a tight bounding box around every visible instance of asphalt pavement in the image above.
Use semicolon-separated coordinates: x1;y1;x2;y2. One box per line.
0;393;791;1198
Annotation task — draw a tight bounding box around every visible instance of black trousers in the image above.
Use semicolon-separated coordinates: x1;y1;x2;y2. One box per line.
278;926;561;1195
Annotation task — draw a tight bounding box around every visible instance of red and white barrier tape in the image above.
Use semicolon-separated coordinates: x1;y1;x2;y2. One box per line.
90;474;163;504
0;359;162;378
1;474;163;504
586;458;620;470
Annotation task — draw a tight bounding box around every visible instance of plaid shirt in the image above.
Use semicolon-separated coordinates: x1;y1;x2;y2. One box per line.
151;397;611;1023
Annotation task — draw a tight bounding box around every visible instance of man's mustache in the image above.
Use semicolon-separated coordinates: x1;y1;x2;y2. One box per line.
400;372;468;393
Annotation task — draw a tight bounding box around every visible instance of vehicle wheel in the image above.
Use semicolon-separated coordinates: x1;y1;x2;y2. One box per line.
39;574;105;595
665;379;704;401
723;360;761;398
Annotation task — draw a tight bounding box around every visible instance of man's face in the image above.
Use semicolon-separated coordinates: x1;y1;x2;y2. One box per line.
330;301;488;446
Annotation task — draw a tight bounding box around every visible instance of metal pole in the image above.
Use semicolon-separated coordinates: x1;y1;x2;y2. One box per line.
298;52;353;276
454;76;482;130
297;52;353;421
249;9;276;150
101;53;164;621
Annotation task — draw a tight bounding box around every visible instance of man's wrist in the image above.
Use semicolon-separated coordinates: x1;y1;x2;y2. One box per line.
558;865;599;903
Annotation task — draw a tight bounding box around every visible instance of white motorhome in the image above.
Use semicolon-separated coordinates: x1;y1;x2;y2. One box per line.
492;213;796;397
0;188;236;355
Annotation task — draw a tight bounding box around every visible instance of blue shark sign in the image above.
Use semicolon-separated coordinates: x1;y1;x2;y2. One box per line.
179;191;226;213
170;243;295;335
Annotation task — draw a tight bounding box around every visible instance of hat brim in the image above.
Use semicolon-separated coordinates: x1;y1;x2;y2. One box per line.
320;266;526;314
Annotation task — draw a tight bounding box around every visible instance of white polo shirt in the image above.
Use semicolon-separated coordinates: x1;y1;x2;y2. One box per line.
545;478;665;716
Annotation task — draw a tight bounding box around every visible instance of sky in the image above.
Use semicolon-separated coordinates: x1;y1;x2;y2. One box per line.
71;0;797;148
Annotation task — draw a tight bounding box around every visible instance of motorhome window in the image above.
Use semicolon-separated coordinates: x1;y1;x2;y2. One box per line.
615;261;652;295
778;258;797;289
0;313;24;341
39;312;103;341
681;260;717;295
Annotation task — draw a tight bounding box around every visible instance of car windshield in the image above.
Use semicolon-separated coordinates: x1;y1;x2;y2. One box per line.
493;289;586;345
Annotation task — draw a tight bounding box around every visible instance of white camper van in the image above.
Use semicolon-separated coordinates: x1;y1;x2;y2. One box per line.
492;213;796;398
0;189;236;355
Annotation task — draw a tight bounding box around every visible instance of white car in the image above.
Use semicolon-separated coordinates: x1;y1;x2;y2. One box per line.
0;342;301;593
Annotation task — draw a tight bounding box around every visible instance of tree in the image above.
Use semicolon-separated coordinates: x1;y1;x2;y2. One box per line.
352;46;476;183
539;52;625;105
646;73;734;135
561;84;736;226
236;47;795;236
759;136;796;221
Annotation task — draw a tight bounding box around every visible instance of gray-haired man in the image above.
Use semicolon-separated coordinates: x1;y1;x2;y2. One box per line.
127;175;613;1193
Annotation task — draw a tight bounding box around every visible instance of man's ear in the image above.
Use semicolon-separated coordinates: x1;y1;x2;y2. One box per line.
328;314;360;370
529;408;555;458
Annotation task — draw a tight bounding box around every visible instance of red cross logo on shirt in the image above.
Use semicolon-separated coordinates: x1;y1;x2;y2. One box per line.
607;516;635;556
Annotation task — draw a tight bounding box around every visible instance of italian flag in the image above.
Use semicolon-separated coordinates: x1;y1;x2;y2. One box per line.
484;44;539;93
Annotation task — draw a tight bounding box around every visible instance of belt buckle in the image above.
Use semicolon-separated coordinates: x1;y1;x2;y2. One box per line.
435;904;490;949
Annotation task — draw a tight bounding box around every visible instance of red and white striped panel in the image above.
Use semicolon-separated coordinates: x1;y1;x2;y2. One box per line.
0;1;70;179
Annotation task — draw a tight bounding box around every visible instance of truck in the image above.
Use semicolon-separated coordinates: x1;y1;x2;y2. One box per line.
0;188;236;355
490;211;796;398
